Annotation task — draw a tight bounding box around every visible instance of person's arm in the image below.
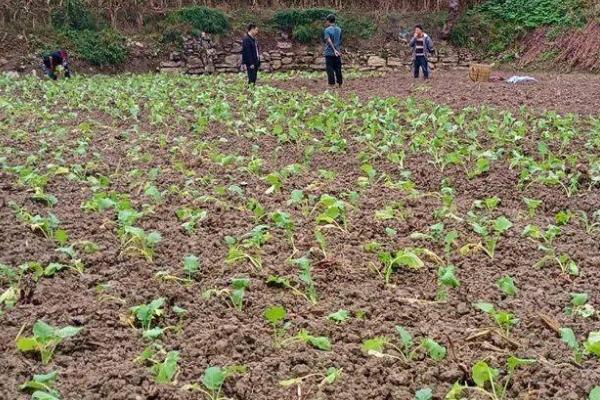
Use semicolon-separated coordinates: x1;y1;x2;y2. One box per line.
242;38;251;67
63;60;71;78
325;31;341;57
427;37;435;55
409;36;416;47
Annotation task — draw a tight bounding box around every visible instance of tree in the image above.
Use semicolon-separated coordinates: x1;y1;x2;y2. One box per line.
441;0;461;39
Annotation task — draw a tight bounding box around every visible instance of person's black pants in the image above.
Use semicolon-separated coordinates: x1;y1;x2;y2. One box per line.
325;56;343;86
414;56;429;79
246;65;258;85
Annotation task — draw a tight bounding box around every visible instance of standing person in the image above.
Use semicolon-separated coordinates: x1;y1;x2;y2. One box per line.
242;23;261;86
409;25;435;80
41;50;72;80
324;14;343;88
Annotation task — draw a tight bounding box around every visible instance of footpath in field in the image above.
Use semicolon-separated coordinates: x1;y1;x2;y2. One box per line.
0;74;599;400
270;70;600;115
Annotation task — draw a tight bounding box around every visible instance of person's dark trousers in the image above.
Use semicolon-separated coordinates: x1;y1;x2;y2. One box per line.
325;56;343;86
246;65;258;85
414;56;429;79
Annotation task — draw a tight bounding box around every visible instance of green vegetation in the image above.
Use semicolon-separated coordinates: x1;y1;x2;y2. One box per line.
452;0;586;54
271;8;375;43
49;0;128;66
168;6;230;35
2;70;599;399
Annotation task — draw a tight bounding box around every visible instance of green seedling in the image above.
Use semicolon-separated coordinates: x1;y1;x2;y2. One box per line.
129;297;165;338
291;257;317;304
523;198;542;217
314;229;328;257
10;203;67;243
415;387;433;400
120;226;162;262
436;265;460;302
497;275;518;297
463;213;513;259
183;365;247;400
565;293;595;318
20;371;61;400
590;386;600;400
555;210;572;226
585;331;600;358
560;327;584;364
267;257;317;305
152;351;180;384
16;320;82;364
362;326;445;362
327;309;350;324
376;247;443;284
474;302;519;335
522;224;578;275
246;199;266;223
282;329;332;351
230;277;250;311
578;210;600;235
176;207;208;234
183;255;201;280
314;194;348;232
264;305;288;341
452;356;536;400
279;367;342;388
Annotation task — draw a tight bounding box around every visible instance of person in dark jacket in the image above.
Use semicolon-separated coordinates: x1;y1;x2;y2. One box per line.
42;50;72;80
241;24;261;85
409;25;435;80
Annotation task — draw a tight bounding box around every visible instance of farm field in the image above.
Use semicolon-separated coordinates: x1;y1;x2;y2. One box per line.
1;72;600;400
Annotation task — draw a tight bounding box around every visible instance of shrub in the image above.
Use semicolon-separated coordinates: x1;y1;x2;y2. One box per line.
272;8;335;30
339;17;377;40
451;0;585;54
272;9;376;43
292;23;323;43
51;0;96;31
169;6;230;34
67;29;129;66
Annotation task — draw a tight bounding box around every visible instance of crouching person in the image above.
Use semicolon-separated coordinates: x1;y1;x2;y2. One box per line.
409;25;434;80
42;50;72;80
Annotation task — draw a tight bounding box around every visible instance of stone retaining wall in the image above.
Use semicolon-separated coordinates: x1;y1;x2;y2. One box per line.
160;33;477;75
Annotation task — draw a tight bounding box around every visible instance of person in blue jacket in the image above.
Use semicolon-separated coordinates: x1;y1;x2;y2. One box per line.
42;50;72;80
409;25;435;80
241;24;261;85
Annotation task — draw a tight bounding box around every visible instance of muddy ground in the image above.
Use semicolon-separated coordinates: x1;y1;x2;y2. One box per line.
0;74;599;400
269;69;600;116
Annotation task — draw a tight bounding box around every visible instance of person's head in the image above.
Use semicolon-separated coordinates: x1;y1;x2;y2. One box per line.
247;23;258;36
59;50;68;60
414;25;424;37
326;14;336;26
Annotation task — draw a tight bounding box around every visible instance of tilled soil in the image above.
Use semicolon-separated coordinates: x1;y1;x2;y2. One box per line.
1;74;599;400
269;70;600;115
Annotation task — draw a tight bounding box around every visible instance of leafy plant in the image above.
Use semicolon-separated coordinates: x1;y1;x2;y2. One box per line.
279;366;342;388
20;371;62;400
282;329;332;351
497;275;518;297
327;309;350;324
183;255;201;280
120;226;162;261
184;365;247;400
436;264;460;302
152;351;180;384
474;302;519;335
565;292;595;318
130;298;165;338
16;321;82;364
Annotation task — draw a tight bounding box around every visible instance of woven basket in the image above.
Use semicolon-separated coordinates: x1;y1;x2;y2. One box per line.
469;63;492;82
